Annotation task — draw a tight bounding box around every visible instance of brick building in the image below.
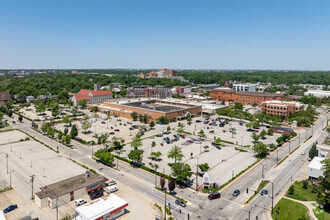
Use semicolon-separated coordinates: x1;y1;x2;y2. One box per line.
0;91;11;106
93;99;202;122
261;100;304;117
72;88;112;106
140;68;178;79
209;88;285;106
126;86;171;99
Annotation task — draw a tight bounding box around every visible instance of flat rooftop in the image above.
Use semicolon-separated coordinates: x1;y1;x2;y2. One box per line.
123;102;185;112
36;172;105;199
76;194;128;220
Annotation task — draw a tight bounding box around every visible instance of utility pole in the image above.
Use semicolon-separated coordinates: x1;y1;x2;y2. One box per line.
196;157;199;191
9;170;14;188
6;153;8;174
164;189;167;220
248;209;251;220
289;141;291;154
55;195;59;220
276;148;279;163
30;175;35;199
271;182;274;214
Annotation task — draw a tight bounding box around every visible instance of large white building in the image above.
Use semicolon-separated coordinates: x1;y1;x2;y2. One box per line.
304;90;330;98
75;194;128;220
307;144;329;179
232;83;257;92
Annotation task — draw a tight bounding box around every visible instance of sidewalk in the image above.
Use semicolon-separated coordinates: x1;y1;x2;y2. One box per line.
283;196;317;220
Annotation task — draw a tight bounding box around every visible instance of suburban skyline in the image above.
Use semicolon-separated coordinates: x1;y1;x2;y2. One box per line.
1;0;330;70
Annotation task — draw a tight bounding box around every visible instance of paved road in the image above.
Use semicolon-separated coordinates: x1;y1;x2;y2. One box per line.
7;111;329;220
197;112;329;220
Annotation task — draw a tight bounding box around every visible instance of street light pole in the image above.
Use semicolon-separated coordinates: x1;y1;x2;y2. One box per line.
196;157;199;191
9;170;14;188
277;148;279;163
271;182;274;214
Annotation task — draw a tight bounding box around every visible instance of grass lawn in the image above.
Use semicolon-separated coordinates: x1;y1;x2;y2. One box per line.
271;198;309;220
286;181;318;201
313;204;330;220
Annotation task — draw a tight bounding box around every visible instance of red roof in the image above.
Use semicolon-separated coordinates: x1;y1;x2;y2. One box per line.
90;90;112;96
74;94;90;101
79;89;90;95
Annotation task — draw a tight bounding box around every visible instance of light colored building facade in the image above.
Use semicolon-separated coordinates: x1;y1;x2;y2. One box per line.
261;100;304;117
72;89;112;106
304;90;330;98
126;86;171;99
233;83;257;92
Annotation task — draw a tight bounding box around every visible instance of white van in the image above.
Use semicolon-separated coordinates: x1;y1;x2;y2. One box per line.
106;186;118;194
75;199;87;206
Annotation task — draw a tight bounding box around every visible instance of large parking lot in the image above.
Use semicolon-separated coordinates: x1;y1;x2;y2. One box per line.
116;115;282;187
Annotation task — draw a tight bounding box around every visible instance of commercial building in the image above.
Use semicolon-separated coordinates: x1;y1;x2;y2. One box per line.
232;83;257;92
35;171;106;209
304;90;330;98
75;194;128;220
126;86;171;99
209;88;284;106
94;99;202;122
173;86;192;95
0;91;11;106
140;68;178;79
261;100;304;117
307;157;325;179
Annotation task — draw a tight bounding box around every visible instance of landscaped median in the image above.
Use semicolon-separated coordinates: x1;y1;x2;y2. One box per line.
244;180;269;204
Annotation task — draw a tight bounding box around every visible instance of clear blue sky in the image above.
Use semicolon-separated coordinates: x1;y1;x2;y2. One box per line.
1;0;330;70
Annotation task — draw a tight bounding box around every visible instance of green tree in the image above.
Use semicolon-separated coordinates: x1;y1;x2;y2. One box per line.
233;102;243;110
128;149;143;165
149;120;155;128
221;100;225;105
94;149;115;164
158;116;169;124
187;117;192;125
288;185;295;195
65;134;71;145
267;128;274;135
168;145;184;164
302;180;309;189
177;127;185;136
70;124;78;138
81;120;92;134
252;120;260;128
171;163;192;184
160;174;165;189
51;103;60;117
199;163;209;172
198;129;206;139
131;134;142;150
252;103;258;108
130;111;138;121
58;132;63;141
64;127;68;135
149;151;162;161
18;114;23;122
317;159;330;212
151;141;156;148
36;102;46;113
269;143;277;151
259;130;267;139
309;143;318;159
253;142;269;158
168;178;176;192
78;99;87;108
167;125;171;132
251;132;260;143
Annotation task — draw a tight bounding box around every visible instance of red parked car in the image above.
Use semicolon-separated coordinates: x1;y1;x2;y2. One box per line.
114;129;120;132
160;143;164;146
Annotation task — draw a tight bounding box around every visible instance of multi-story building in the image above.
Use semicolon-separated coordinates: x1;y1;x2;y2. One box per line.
0;91;11;106
209;88;284;106
173;86;192;95
126;86;171;99
232;83;257;92
261;100;304;117
304;90;330;98
140;68;178;79
72;86;113;106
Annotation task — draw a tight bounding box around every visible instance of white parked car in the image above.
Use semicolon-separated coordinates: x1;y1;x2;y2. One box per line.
75;199;87;206
301;151;305;155
105;180;116;186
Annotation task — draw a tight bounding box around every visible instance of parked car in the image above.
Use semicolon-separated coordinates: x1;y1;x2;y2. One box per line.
208;192;221;200
90;190;103;200
232;189;240;197
260;189;268;196
4;204;18;213
253;130;259;132
129;127;134;130
106;186;118;194
109;132;115;135
132;125;139;129
106;180;116;186
75;199;87;206
156;134;163;137
163;131;170;134
216;146;222;150
301;151;305;155
114;129;120;132
160;143;164;146
175;199;186;207
247;128;254;132
196;120;202;123
101;121;106;124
